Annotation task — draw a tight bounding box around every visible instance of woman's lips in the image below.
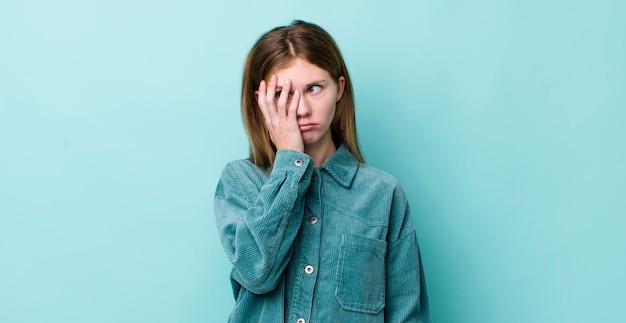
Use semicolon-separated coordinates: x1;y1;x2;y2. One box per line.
299;123;316;131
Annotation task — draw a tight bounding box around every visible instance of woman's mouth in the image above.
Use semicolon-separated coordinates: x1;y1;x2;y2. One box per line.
299;123;316;131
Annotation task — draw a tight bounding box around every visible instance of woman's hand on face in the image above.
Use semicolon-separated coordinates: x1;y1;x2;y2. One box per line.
257;75;304;152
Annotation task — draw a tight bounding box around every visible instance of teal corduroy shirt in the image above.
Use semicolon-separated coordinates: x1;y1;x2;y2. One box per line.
214;145;431;322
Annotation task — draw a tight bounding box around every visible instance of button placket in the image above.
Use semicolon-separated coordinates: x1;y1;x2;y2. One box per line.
290;164;319;323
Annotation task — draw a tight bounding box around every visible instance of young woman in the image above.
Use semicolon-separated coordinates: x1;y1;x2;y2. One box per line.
214;20;431;322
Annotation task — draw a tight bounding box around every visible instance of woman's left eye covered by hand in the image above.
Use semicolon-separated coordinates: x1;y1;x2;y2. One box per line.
274;85;321;99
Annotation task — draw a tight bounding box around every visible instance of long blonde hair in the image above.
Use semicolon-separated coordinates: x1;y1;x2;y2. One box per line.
241;20;364;168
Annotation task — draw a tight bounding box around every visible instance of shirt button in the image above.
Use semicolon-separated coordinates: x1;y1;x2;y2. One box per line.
294;158;303;166
304;265;314;275
296;318;305;323
309;216;318;224
311;174;317;182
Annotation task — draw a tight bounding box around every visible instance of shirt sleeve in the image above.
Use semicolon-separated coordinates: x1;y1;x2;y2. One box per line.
214;150;314;295
384;186;432;322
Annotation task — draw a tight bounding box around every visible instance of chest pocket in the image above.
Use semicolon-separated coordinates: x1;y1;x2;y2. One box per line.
335;234;387;314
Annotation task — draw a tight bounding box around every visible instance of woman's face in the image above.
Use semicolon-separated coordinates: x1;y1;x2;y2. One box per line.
270;58;345;150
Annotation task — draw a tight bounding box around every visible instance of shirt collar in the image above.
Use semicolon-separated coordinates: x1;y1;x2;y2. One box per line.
319;144;359;188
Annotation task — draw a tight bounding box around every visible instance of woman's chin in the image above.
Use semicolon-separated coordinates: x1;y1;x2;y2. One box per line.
302;135;318;146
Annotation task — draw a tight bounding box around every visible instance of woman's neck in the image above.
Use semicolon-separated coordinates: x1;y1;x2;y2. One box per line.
304;136;336;167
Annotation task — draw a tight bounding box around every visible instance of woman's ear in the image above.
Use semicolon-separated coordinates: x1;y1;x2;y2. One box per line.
336;76;345;102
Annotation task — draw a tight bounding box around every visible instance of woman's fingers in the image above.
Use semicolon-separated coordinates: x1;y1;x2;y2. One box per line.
288;89;300;119
255;74;304;151
265;74;278;112
276;78;291;119
256;80;270;122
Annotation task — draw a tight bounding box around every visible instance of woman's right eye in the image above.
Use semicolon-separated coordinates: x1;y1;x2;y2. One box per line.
275;91;293;100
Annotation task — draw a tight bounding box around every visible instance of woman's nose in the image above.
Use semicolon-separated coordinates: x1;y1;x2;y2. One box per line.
296;96;311;117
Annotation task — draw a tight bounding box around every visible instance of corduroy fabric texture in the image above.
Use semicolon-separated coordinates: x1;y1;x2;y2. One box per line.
214;145;431;322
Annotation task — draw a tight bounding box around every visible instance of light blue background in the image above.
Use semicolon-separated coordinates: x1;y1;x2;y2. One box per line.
1;0;624;322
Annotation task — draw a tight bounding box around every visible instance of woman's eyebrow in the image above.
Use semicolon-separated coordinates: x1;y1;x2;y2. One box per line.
304;79;327;88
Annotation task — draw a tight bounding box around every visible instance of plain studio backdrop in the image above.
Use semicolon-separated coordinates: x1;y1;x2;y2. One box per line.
1;0;624;322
